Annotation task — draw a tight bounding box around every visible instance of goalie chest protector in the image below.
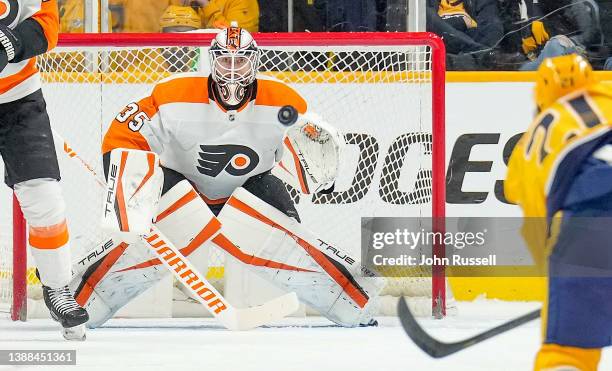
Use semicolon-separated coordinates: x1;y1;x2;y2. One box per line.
102;74;307;203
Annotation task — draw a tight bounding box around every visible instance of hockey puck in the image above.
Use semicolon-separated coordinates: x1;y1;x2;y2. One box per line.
278;105;298;126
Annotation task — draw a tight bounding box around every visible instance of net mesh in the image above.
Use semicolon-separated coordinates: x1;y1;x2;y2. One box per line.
0;38;440;318
0;238;11;315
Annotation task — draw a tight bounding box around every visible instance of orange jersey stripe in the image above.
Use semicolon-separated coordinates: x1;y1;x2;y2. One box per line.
102;96;155;153
255;79;307;113
153;76;210;106
0;59;37;94
29;220;69;250
32;0;60;51
102;76;211;154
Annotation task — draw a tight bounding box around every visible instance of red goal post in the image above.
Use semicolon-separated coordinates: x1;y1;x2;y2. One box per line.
2;32;446;321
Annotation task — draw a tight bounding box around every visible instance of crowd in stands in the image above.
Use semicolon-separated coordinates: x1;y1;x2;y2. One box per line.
430;0;612;71
57;0;612;71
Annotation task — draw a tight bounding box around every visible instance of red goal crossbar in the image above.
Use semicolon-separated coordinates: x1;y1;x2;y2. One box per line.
8;32;446;320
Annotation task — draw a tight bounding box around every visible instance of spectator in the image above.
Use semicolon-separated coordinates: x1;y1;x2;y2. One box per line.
59;0;114;32
426;0;504;69
190;0;259;33
259;0;325;32
109;0;182;33
599;0;612;69
519;0;603;70
160;5;201;32
58;0;85;32
160;6;202;72
478;0;532;70
324;0;378;32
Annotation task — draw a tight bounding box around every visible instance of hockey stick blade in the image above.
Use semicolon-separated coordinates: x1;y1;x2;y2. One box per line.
233;291;300;330
397;298;540;358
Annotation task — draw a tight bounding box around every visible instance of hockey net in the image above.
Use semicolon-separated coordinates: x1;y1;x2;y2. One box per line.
0;32;446;321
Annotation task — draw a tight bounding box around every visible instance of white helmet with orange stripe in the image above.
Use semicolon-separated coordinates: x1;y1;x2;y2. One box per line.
209;24;259;107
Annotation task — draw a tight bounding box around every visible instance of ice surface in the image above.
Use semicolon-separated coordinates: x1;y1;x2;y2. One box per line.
1;300;609;371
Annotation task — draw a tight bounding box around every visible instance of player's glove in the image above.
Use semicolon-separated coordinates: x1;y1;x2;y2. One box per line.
288;114;345;194
272;113;345;195
522;21;549;61
0;23;21;73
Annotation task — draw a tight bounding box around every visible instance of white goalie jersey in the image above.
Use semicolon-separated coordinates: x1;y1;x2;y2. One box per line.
80;61;382;330
102;73;316;203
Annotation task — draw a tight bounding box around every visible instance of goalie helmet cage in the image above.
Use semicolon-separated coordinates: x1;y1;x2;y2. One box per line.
0;32;446;322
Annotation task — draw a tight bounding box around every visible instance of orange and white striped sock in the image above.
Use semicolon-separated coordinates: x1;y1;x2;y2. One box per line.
29;220;71;288
14;178;72;289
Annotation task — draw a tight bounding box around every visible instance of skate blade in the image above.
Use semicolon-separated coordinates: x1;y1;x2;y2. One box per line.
62;324;86;341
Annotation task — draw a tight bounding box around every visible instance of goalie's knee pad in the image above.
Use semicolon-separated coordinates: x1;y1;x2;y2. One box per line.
216;187;385;327
72;180;221;328
13;178;66;227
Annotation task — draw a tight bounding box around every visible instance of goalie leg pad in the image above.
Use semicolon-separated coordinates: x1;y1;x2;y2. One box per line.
216;187;385;327
71;180;221;328
70;238;156;328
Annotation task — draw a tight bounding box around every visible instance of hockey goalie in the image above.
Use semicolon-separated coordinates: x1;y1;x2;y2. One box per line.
70;26;385;329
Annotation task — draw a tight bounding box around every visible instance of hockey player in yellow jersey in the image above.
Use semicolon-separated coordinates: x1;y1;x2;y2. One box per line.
505;55;612;370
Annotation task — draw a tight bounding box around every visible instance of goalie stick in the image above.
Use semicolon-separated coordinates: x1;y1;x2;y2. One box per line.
51;129;300;330
397;298;540;358
145;225;299;330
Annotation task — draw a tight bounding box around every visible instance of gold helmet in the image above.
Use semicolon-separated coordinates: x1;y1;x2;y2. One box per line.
160;5;201;31
534;54;595;112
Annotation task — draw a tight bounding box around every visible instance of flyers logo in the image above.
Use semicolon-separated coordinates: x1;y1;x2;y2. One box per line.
226;27;241;50
197;144;259;177
0;0;19;27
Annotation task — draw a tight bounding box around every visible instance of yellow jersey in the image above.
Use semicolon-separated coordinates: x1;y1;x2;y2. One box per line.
505;83;612;265
506;83;612;219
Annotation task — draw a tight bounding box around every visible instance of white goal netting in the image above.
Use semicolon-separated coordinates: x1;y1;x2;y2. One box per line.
0;33;445;320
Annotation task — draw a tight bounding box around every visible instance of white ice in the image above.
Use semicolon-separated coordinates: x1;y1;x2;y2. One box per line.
1;300;610;371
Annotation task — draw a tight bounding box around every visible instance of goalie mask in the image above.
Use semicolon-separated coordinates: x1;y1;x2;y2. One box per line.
209;26;259;107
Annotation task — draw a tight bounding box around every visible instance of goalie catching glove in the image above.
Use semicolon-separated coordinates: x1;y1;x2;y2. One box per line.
273;113;345;194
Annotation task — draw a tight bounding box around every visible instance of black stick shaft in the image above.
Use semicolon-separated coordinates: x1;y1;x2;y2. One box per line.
398;298;541;358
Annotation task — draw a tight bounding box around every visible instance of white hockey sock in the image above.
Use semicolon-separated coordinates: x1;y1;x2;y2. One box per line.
14;178;71;288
